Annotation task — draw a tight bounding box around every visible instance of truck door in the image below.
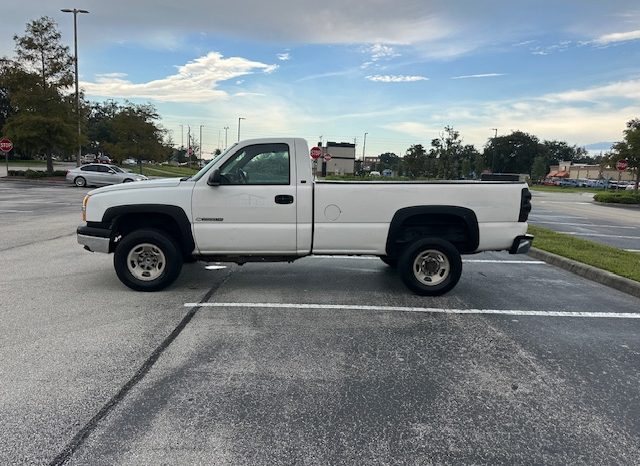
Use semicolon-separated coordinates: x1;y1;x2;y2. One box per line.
191;142;298;254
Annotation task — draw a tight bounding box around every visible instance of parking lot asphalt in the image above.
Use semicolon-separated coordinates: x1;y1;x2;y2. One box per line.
1;181;639;465
530;190;640;251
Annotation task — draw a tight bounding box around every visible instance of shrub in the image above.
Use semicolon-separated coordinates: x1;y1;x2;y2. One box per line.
594;191;640;204
7;169;66;178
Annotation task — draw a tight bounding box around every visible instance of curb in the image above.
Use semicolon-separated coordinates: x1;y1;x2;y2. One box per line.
528;248;640;299
0;176;68;186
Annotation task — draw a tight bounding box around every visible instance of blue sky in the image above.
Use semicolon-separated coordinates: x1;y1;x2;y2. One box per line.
3;0;640;157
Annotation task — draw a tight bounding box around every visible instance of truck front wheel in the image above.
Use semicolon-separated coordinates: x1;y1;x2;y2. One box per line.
114;229;183;291
398;238;462;296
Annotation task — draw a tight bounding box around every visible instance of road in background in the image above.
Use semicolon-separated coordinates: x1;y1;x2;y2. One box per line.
530;190;640;251
1;182;639;464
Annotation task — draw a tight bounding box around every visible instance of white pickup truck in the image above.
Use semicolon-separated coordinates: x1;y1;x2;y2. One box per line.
77;138;533;295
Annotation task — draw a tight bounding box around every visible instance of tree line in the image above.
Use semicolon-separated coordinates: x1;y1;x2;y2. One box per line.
0;17;173;174
370;125;639;189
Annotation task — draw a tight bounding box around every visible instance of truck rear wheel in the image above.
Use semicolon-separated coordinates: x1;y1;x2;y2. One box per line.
398;238;462;296
114;229;183;291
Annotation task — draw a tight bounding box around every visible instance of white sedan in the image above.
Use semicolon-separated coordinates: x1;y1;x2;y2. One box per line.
66;164;148;187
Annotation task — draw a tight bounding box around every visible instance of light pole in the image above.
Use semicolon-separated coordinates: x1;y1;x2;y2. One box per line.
179;124;184;149
61;8;89;167
237;117;245;142
362;132;368;162
224;126;229;149
199;124;204;166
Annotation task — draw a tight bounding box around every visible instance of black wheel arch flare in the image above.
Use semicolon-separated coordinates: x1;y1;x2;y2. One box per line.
102;204;195;257
385;205;480;257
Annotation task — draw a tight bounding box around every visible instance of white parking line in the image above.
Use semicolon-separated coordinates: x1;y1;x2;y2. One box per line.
0;209;34;213
533;221;636;229
565;232;640;240
184;302;640;319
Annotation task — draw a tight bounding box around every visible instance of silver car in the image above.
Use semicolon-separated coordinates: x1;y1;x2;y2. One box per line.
66;164;148;187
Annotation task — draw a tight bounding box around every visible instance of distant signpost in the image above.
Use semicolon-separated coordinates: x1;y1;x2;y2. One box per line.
310;146;322;160
1;138;13;175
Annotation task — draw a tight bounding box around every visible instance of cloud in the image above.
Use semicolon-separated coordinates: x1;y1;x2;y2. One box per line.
277;52;291;61
451;73;505;79
592;29;640;45
366;44;401;61
541;79;640;103
81;52;277;102
366;75;428;83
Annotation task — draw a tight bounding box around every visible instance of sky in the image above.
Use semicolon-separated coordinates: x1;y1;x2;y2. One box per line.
2;0;640;158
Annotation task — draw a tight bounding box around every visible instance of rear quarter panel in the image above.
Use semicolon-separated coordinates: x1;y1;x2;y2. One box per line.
312;181;528;254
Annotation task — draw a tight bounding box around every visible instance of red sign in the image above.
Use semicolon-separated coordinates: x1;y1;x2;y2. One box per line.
616;159;628;171
310;146;322;160
323;153;332;162
0;138;13;152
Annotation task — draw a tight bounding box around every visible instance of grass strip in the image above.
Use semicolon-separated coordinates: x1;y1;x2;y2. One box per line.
129;165;199;177
529;185;599;194
528;225;640;282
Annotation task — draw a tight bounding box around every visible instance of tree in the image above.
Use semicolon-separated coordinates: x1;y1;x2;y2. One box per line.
485;131;543;175
103;103;170;167
531;155;547;182
403;144;427;178
608;119;640;191
2;17;75;173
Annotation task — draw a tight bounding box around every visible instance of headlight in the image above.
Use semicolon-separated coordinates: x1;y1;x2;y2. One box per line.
82;194;91;222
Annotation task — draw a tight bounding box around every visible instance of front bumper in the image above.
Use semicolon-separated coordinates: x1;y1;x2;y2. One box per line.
77;225;111;253
509;234;534;254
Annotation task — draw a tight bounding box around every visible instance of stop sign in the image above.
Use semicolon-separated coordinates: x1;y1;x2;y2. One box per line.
616;159;628;171
0;138;13;152
323;153;332;162
310;146;322;160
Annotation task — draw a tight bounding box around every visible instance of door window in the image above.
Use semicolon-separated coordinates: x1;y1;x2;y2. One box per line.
219;143;290;185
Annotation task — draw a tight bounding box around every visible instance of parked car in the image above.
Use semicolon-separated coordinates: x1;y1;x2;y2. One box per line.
626;183;638;191
122;158;137;165
66;164;148;187
96;155;112;164
558;179;578;187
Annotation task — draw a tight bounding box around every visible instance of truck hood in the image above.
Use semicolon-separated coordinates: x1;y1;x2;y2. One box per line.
88;178;185;195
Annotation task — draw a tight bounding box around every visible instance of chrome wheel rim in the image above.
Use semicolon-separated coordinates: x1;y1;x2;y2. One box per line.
413;249;450;286
126;243;166;281
75;177;85;187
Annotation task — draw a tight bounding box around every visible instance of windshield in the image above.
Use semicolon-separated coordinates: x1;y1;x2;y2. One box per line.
190;143;238;181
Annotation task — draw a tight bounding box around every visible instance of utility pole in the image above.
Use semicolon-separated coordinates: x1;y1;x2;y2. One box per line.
61;8;89;167
179;124;184;149
237;117;245;142
224;126;229;149
199;124;204;166
362;132;368;162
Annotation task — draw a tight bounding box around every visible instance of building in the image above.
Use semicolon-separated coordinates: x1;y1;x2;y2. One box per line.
314;142;355;176
547;161;635;181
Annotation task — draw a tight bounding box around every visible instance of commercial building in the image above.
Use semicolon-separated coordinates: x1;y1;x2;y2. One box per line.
314;142;355;176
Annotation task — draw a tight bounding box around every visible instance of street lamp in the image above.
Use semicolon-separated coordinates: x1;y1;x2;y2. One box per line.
199;124;204;166
224;126;229;149
237;117;245;142
362;132;368;162
61;8;89;167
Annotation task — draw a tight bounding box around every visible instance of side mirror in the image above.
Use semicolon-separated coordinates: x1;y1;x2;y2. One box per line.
207;168;221;186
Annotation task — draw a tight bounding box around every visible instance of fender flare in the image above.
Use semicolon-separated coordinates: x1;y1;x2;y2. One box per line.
385;205;480;256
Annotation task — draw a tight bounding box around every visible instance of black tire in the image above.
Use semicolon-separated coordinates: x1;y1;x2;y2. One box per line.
114;229;183;291
74;176;86;187
123;178;133;183
398;238;462;296
379;255;397;268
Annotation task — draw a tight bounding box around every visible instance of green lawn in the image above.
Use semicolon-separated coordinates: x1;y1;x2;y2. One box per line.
529;185;599;194
124;164;200;177
528;225;640;282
